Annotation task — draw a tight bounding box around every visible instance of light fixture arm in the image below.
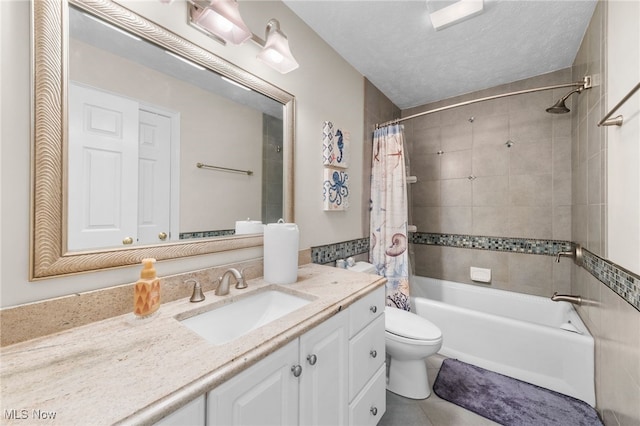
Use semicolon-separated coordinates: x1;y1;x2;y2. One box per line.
250;18;281;47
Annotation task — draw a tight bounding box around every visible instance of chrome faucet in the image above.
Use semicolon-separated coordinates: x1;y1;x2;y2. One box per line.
551;292;583;305
215;268;247;296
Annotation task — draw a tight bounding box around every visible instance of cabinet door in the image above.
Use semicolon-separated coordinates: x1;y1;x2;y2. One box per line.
154;395;205;426
299;310;349;426
207;340;299;426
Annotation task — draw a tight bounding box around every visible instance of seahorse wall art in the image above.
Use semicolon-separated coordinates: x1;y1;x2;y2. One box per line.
322;121;349;168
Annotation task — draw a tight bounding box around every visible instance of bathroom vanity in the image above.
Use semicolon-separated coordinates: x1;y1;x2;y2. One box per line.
0;264;385;425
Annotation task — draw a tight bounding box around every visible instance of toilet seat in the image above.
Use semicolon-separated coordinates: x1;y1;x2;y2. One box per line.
385;306;442;343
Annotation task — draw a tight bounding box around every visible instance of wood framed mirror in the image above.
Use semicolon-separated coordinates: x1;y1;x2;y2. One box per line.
30;0;295;279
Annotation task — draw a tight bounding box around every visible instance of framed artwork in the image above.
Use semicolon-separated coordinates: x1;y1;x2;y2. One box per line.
323;168;349;211
322;121;349;168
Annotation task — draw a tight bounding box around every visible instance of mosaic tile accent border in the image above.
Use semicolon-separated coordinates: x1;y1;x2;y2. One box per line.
311;238;369;264
310;233;639;311
582;249;640;312
410;232;573;255
179;229;235;240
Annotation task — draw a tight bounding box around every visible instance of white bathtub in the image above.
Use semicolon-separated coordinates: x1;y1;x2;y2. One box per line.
410;276;595;406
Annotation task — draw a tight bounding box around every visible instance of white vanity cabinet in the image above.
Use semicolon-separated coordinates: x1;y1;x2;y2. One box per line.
207;310;348;426
348;286;386;425
186;286;385;426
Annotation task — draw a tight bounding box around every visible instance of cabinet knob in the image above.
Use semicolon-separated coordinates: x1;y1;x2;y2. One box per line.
370;350;377;358
370;407;378;416
306;354;317;365
291;365;302;377
122;236;133;245
158;232;167;241
370;305;377;314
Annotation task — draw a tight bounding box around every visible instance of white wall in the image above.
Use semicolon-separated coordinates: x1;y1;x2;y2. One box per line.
607;0;640;274
0;0;364;307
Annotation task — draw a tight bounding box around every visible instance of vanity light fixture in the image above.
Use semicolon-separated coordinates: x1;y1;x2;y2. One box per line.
255;19;300;74
426;0;484;31
188;0;252;45
185;1;299;74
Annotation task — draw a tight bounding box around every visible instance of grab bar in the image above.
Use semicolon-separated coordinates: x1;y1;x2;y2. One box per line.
597;81;640;127
196;162;253;176
551;292;582;306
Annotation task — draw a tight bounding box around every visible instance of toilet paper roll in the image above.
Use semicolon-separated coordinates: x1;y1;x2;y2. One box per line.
264;222;299;284
235;220;264;235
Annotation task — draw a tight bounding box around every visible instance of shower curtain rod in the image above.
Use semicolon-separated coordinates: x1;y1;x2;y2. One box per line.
375;77;592;129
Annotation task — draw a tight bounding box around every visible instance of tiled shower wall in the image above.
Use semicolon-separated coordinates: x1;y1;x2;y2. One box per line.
402;69;574;296
570;2;640;424
262;114;284;224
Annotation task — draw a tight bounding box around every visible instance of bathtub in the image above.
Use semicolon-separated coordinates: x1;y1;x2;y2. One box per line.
410;276;595;406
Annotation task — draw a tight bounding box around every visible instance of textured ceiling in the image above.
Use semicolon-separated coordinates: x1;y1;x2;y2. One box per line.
283;0;597;109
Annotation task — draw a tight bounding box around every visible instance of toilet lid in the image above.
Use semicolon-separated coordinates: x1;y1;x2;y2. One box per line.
385;306;442;341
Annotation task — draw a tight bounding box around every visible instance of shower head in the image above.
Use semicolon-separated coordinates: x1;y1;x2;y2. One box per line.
546;87;584;114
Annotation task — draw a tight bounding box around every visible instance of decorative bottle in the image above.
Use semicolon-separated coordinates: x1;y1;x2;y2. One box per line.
133;258;161;318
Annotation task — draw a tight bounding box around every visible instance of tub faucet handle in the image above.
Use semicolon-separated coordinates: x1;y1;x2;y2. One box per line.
555;250;574;263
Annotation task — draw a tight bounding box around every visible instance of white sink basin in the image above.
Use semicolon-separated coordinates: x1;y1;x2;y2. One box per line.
180;289;312;345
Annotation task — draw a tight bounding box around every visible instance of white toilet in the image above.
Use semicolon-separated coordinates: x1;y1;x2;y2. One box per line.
385;306;442;399
346;262;443;399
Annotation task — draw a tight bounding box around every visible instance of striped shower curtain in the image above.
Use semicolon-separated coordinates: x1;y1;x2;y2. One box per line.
369;124;411;311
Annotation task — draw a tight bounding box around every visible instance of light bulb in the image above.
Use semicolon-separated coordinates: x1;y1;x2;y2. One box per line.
213;14;233;32
265;49;284;64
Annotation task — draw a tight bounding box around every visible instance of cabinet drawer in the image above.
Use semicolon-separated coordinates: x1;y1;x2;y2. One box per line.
349;365;386;426
349;314;385;401
349;287;385;338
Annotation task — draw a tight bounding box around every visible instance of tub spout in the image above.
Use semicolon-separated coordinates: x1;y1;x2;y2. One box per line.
551;292;582;305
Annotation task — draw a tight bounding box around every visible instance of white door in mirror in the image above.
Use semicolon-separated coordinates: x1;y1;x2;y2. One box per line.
137;109;172;245
68;83;176;250
68;83;139;251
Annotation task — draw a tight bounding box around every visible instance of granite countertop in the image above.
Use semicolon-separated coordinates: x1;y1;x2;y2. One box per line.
0;264;385;425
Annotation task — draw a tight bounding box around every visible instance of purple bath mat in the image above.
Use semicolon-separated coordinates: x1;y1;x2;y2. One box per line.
433;359;603;426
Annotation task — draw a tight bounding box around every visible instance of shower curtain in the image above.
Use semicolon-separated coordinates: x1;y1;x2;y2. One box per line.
370;124;411;311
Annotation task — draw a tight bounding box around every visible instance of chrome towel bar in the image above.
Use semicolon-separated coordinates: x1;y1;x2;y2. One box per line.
598;81;640;127
196;162;253;176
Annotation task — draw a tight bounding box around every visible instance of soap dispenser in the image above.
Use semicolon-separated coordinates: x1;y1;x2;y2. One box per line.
134;258;161;318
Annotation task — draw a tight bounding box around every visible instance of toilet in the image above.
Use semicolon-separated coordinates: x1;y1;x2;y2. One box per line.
347;261;443;399
385;306;442;399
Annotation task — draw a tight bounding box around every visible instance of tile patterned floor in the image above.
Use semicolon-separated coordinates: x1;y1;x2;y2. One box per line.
378;355;500;426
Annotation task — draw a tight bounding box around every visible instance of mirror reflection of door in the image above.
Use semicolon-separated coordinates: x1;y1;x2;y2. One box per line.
137;107;178;246
68;82;179;250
